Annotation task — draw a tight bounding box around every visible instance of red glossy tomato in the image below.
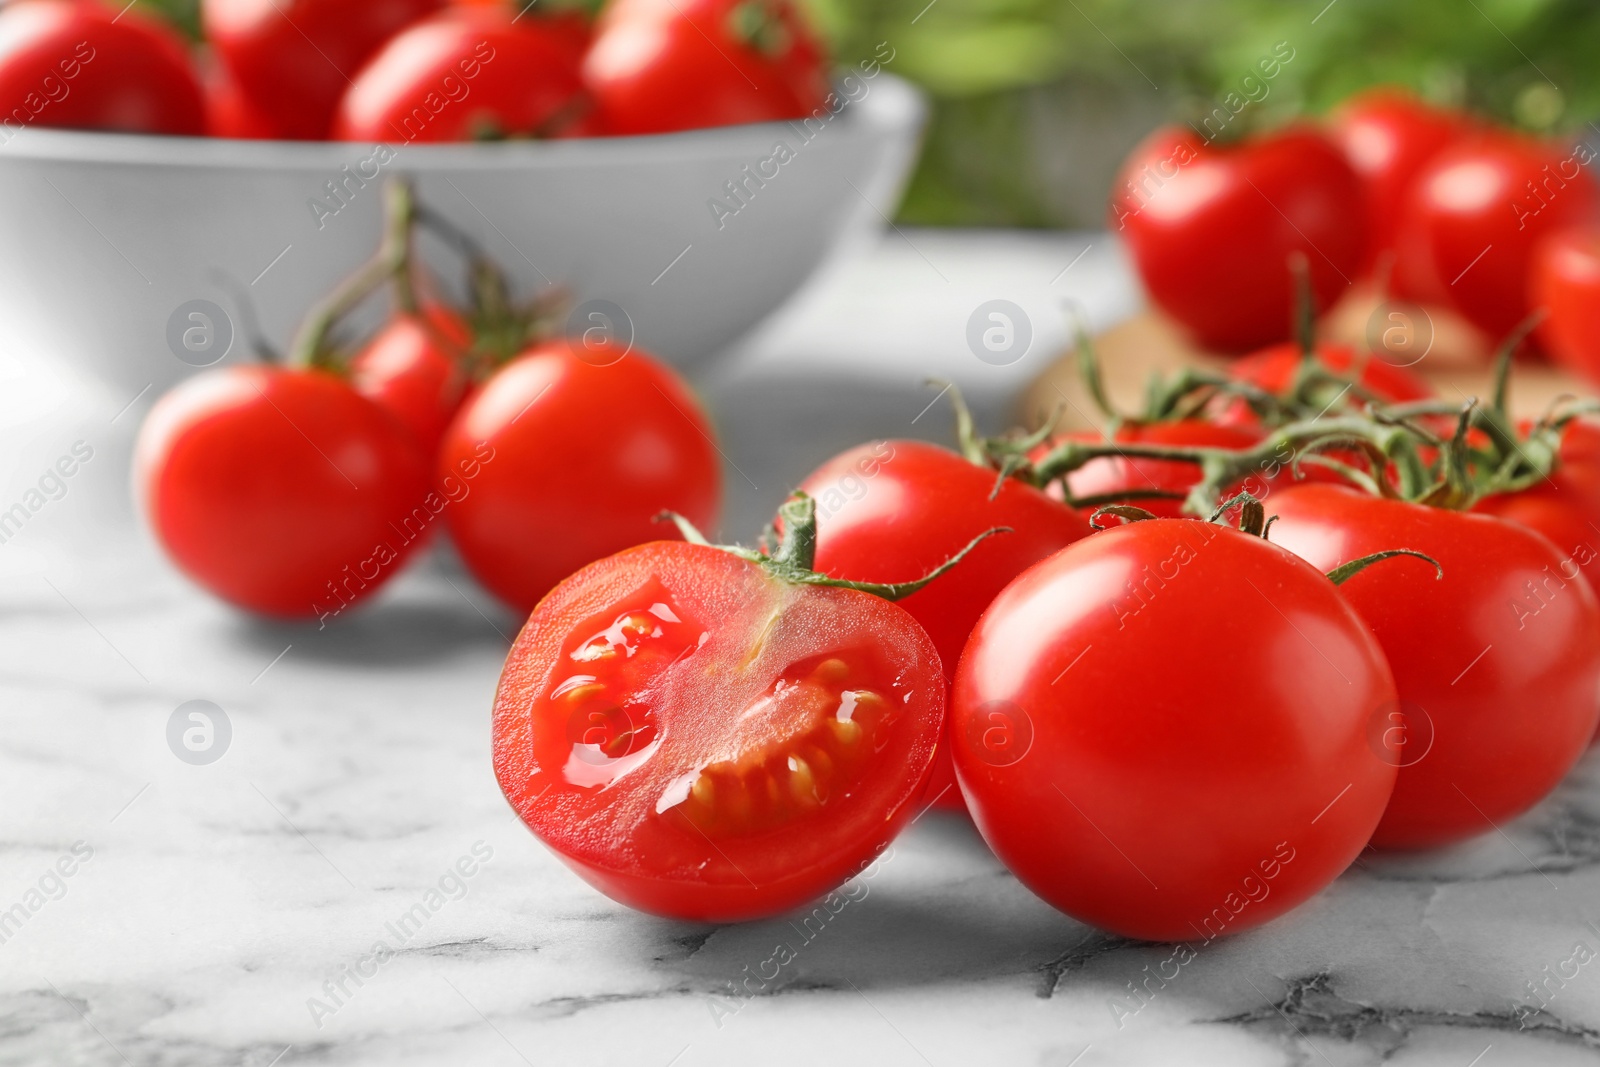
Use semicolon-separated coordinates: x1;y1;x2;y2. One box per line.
1329;88;1471;296
1532;226;1600;382
202;54;279;139
797;440;1091;809
493;539;944;920
334;9;585;143
203;0;443;140
1224;340;1435;416
952;518;1398;941
1399;131;1598;343
1110;126;1366;353
448;0;593;61
0;0;204;136
1046;420;1263;519
349;307;473;456
135;366;432;619
583;0;828;136
439;338;721;613
1269;485;1600;849
1474;418;1600;594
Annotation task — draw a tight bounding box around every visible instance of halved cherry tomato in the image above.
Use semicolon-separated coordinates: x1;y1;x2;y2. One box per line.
1110;126;1366;353
439;338;721;613
0;0;205;136
1329;88;1471;296
203;0;443;140
583;0;828;136
1269;484;1600;849
1399;130;1598;343
334;9;585;143
952;517;1397;941
349;306;473;457
493;539;944;920
797;440;1091;809
1531;226;1600;383
135;366;431;619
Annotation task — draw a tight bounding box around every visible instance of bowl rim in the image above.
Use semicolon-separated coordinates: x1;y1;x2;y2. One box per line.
0;73;925;171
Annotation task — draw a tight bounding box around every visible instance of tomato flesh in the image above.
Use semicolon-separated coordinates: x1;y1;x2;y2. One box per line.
494;542;944;922
799;440;1091;810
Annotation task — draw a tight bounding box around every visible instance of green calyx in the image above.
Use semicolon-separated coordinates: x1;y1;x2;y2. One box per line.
660;492;1010;602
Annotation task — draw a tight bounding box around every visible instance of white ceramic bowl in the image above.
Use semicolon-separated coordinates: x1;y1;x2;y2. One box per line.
0;74;925;398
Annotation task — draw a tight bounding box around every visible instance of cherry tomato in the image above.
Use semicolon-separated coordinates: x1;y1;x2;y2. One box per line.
1531;226;1600;382
349;306;473;457
1224;341;1435;416
448;0;594;62
1474;418;1600;595
1110;126;1366;353
493;539;944;920
135;366;431;619
202;53;280;139
439;338;721;613
1399;131;1598;343
583;0;828;136
203;0;443;140
1268;485;1600;849
0;0;205;136
797;440;1091;810
1329;88;1471;297
334;9;585;143
1047;420;1263;519
952;518;1397;941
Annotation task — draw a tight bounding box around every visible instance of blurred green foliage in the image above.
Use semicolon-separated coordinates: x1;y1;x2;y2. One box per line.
803;0;1600;225
142;0;200;39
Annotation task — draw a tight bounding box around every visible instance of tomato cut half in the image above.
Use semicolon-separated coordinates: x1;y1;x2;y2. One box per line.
493;541;945;921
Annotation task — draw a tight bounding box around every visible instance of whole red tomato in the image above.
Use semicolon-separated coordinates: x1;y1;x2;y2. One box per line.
1330;88;1471;296
494;536;944;921
583;0;828;136
1224;340;1435;418
136;366;431;619
334;9;585;143
0;0;204;136
1269;485;1600;849
349;306;473;457
1110;126;1366;353
439;338;721;613
952;518;1397;941
203;0;443;140
1531;226;1600;382
1046;420;1263;518
1399;131;1598;343
797;440;1091;810
1474;418;1600;594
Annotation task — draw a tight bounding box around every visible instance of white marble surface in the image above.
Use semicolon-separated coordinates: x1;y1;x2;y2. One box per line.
5;232;1600;1067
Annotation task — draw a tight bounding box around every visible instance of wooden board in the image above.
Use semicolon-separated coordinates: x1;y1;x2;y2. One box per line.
1023;289;1588;431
